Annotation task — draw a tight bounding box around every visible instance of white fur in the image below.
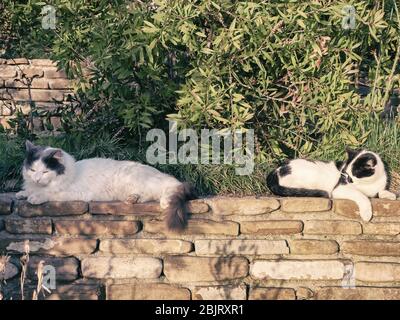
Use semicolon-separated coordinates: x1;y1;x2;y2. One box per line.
16;148;183;209
279;160;340;196
278;150;396;221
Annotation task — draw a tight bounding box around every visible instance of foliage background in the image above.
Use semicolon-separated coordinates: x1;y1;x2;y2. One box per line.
1;0;400;194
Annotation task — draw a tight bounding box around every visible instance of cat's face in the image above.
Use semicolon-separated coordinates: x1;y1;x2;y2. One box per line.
23;141;65;186
345;148;380;180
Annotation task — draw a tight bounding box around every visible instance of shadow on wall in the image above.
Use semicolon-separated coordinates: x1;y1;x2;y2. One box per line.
211;239;286;300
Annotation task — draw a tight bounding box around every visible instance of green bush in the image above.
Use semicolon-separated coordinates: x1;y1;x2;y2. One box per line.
1;0;400;193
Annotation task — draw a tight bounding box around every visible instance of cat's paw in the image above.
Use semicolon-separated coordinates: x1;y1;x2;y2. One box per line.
378;190;397;200
16;191;28;200
360;207;373;222
27;194;48;205
125;194;140;204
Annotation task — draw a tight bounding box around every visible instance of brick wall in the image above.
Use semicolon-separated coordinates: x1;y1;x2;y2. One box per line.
0;58;74;132
1;194;400;300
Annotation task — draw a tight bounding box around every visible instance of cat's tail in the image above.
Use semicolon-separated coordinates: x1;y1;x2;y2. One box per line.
266;169;329;198
165;182;197;231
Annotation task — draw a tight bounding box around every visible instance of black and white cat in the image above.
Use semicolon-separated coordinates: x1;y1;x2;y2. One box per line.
16;141;195;230
266;148;396;221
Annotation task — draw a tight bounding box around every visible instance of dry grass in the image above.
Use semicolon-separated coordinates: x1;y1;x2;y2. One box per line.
390;171;400;194
0;255;10;274
0;255;10;300
0;240;47;300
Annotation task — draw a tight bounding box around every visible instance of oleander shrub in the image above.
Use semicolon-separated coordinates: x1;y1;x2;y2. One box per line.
1;0;400;192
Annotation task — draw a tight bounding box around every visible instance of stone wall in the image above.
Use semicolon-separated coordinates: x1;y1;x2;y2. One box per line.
2;194;400;300
0;58;74;132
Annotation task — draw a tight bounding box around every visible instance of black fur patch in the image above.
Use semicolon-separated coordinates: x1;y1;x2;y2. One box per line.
346;147;363;164
42;153;65;175
337;172;353;186
24;146;45;168
279;165;291;177
351;153;377;178
382;158;391;190
337;147;363;181
266;170;329;198
335;161;344;170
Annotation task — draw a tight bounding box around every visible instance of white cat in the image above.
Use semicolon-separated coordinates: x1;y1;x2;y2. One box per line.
267;148;396;221
16;141;195;230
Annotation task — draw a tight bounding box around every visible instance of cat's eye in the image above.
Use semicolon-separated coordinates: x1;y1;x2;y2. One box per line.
43;171;49;173
30;169;35;172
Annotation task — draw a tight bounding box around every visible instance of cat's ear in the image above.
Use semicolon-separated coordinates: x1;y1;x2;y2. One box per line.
46;149;63;160
345;147;361;162
335;160;344;170
25;140;35;152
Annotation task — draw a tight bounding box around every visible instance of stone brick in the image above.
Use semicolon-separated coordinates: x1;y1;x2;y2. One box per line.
342;241;400;256
50;116;62;130
195;239;288;255
5;218;52;234
82;257;162;279
333;200;360;219
27;256;79;281
0;104;12;116
90;201;160;215
251;260;344;280
289;240;339;255
44;68;67;79
363;223;400;236
206;196;280;215
16;200;88;217
1;238;97;256
29;59;57;67
107;283;190;300
296;287;314;300
0;195;12;215
15;103;31;114
0;258;19;280
164;256;249;282
35;102;64;112
19;66;45;78
6;58;29;65
334;199;400;218
355;262;400;282
145;219;239;236
54;220;140;236
316;286;400;300
249;287;296;300
89;200;207;215
48;79;72;89
240;220;303;235
4;78;49;89
32;117;44;132
281;197;331;212
192;285;246;300
100;239;193;254
371;199;400;217
0;66;17;78
45;283;101;300
303;220;361;235
0;219;4;231
5;89;66;102
187;200;210;214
